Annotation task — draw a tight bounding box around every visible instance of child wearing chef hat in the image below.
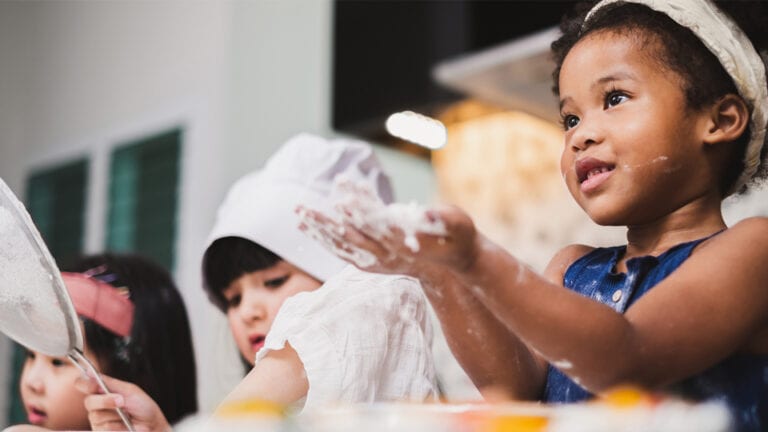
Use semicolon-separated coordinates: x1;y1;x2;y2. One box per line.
76;134;437;431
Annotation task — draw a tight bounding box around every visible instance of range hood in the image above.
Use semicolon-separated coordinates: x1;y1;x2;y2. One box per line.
432;26;561;123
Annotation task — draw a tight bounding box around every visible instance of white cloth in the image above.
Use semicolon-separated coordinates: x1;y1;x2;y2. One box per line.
255;265;438;411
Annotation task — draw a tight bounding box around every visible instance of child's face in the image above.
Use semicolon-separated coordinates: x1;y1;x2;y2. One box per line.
223;260;322;365
558;30;712;225
19;348;95;430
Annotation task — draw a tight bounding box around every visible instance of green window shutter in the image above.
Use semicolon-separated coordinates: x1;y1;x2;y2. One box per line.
26;159;88;267
6;159;88;425
107;129;181;271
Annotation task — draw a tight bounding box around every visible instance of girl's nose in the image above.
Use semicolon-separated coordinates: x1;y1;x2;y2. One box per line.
238;290;266;323
568;115;603;152
21;360;46;394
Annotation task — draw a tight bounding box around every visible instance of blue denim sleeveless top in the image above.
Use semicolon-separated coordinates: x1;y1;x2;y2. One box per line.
542;235;768;431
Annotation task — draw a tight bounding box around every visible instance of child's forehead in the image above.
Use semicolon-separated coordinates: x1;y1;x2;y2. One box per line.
563;29;674;80
24;349;63;361
577;27;666;59
565;31;650;71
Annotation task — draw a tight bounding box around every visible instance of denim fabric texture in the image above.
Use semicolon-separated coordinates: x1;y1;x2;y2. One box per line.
542;234;768;432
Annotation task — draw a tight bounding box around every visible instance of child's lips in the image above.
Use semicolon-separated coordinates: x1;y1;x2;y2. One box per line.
250;334;265;352
575;156;615;192
27;406;47;425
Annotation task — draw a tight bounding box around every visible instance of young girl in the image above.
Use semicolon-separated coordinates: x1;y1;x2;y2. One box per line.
201;135;436;409
13;253;198;431
299;1;768;430
78;134;437;429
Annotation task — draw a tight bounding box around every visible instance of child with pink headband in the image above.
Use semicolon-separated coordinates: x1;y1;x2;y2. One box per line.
299;1;768;430
10;253;197;431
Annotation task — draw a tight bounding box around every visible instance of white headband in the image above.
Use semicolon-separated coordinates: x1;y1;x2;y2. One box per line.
585;0;768;194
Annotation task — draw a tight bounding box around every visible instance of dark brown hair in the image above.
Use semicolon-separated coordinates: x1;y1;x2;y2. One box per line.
65;253;198;424
202;236;281;312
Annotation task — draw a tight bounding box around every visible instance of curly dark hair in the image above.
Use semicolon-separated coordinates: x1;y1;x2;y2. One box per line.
551;1;768;195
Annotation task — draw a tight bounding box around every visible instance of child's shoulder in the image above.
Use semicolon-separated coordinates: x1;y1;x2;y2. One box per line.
304;265;425;312
707;217;768;251
728;216;768;233
544;243;596;284
686;217;768;283
328;265;423;291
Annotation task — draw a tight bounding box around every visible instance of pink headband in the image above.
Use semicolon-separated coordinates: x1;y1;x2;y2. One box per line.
61;272;134;338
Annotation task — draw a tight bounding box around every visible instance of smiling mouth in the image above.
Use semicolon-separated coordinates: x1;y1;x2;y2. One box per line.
576;158;616;184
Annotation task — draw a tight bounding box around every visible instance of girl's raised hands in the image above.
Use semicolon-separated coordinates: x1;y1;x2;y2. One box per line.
296;177;479;276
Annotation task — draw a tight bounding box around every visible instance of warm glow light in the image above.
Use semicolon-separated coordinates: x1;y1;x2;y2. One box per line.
385;111;447;150
432;100;566;226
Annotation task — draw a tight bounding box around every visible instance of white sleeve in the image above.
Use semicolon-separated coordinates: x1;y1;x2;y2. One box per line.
256;265;438;410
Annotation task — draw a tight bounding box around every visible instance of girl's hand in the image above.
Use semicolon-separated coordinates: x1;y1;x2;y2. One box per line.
74;374;171;432
297;201;480;277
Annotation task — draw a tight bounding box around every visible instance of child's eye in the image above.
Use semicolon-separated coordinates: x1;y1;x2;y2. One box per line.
25;350;35;360
225;294;242;308
604;90;628;108
51;358;66;368
264;275;289;289
561;114;580;131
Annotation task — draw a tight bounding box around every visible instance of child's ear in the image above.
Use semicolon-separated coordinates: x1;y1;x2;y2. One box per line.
702;94;750;145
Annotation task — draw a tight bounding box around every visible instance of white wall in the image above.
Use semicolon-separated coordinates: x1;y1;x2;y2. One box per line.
0;0;233;419
219;0;436;202
0;0;437;423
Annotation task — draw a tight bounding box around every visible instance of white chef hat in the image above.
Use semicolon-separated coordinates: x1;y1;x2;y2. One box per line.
205;133;393;282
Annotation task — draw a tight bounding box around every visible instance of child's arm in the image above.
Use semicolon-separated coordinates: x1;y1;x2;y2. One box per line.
443;217;768;394
301;204;768;395
420;263;550;400
301;205;554;399
218;343;308;408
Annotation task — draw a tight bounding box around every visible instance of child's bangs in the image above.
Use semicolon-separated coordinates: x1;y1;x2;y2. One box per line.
203;236;281;309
